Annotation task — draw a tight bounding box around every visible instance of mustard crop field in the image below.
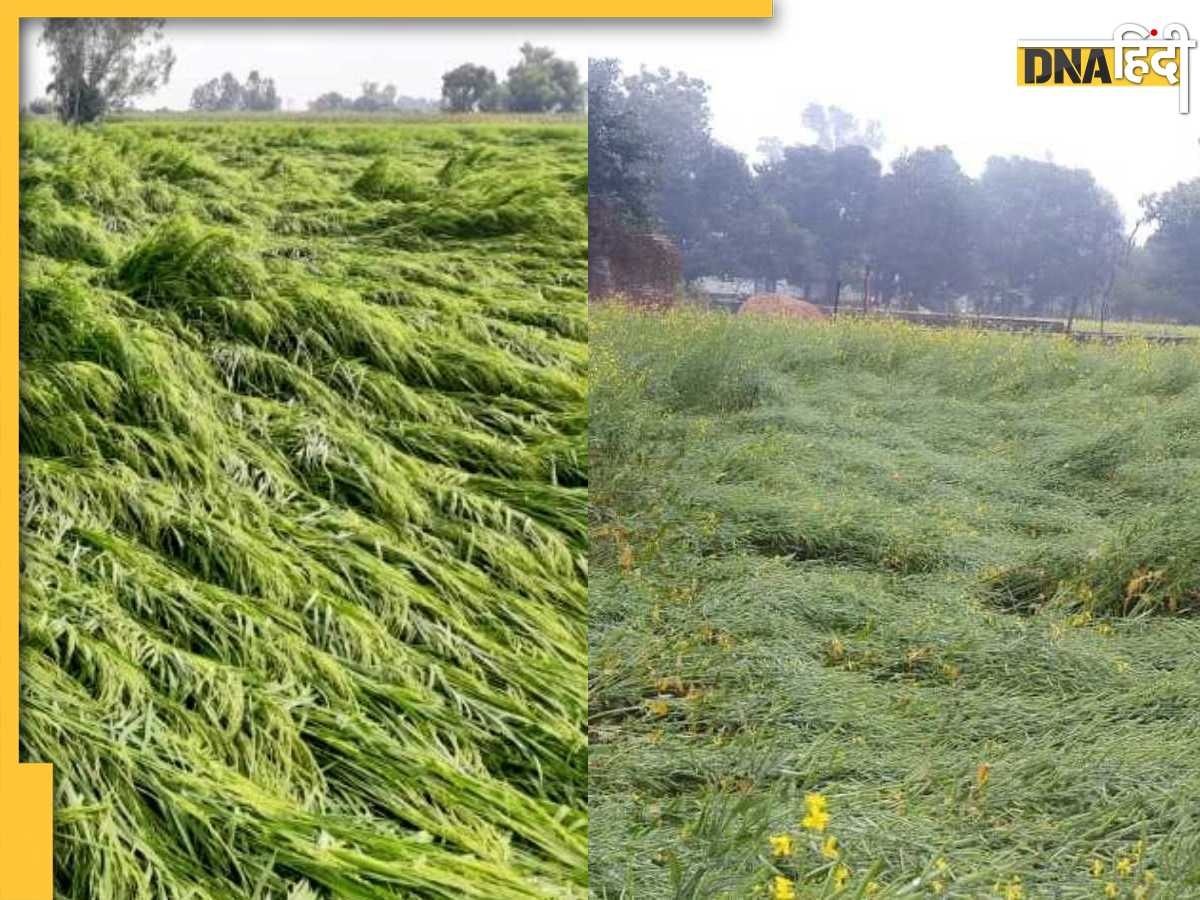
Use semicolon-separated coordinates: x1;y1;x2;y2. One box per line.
589;309;1200;899
20;117;586;898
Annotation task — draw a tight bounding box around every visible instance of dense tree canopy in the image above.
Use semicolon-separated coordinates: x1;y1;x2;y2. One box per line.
506;43;583;113
760;144;880;302
241;70;280;111
1139;178;1200;319
441;63;498;112
977;157;1124;319
589;58;1197;323
438;45;583;115
871;147;979;310
587;58;660;223
623;66;715;250
190;70;280;112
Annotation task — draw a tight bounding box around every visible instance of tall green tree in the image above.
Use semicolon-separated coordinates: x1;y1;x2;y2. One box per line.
441;63;498;112
622;67;714;246
871;146;979;310
241;70;281;111
217;72;242;110
191;70;280;112
760;144;881;302
1138;178;1200;322
587;58;660;223
189;76;223;111
670;143;755;279
977;156;1124;318
505;43;582;112
701;165;815;291
41;18;175;123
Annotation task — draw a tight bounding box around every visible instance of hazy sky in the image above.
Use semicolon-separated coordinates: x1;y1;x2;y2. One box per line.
586;1;1199;227
21;4;1200;225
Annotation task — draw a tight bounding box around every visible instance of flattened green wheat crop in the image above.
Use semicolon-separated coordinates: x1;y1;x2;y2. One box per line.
589;309;1200;898
19;117;586;899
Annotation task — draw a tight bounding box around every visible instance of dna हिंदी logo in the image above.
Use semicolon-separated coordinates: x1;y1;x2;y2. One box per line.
1017;23;1195;113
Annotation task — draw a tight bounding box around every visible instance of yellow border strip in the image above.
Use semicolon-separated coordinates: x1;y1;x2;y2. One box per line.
18;3;771;15
4;18;54;900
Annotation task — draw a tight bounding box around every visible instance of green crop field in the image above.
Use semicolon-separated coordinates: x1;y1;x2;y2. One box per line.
19;117;586;898
1073;320;1200;340
589;309;1200;899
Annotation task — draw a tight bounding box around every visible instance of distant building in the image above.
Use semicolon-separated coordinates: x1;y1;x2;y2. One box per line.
690;276;823;312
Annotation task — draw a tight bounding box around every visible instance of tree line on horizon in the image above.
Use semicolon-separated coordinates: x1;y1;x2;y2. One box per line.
190;43;582;114
27;22;582;119
190;70;283;112
306;43;582;114
590;58;1199;325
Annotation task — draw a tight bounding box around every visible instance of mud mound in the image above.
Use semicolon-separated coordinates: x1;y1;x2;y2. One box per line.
737;294;826;320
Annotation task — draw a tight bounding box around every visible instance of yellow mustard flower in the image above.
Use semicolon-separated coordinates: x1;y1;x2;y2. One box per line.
935;857;949;873
865;883;881;897
769;833;794;858
802;792;830;832
821;835;841;859
770;875;797;900
833;864;851;891
645;700;669;717
1104;882;1119;898
1091;859;1106;877
931;879;946;894
1117;857;1134;876
655;676;682;694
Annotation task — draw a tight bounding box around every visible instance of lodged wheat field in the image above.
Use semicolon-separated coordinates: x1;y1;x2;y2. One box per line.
590;309;1200;899
19;117;586;898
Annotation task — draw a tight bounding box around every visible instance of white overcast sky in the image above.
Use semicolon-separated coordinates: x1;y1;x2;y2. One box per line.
21;3;1200;225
